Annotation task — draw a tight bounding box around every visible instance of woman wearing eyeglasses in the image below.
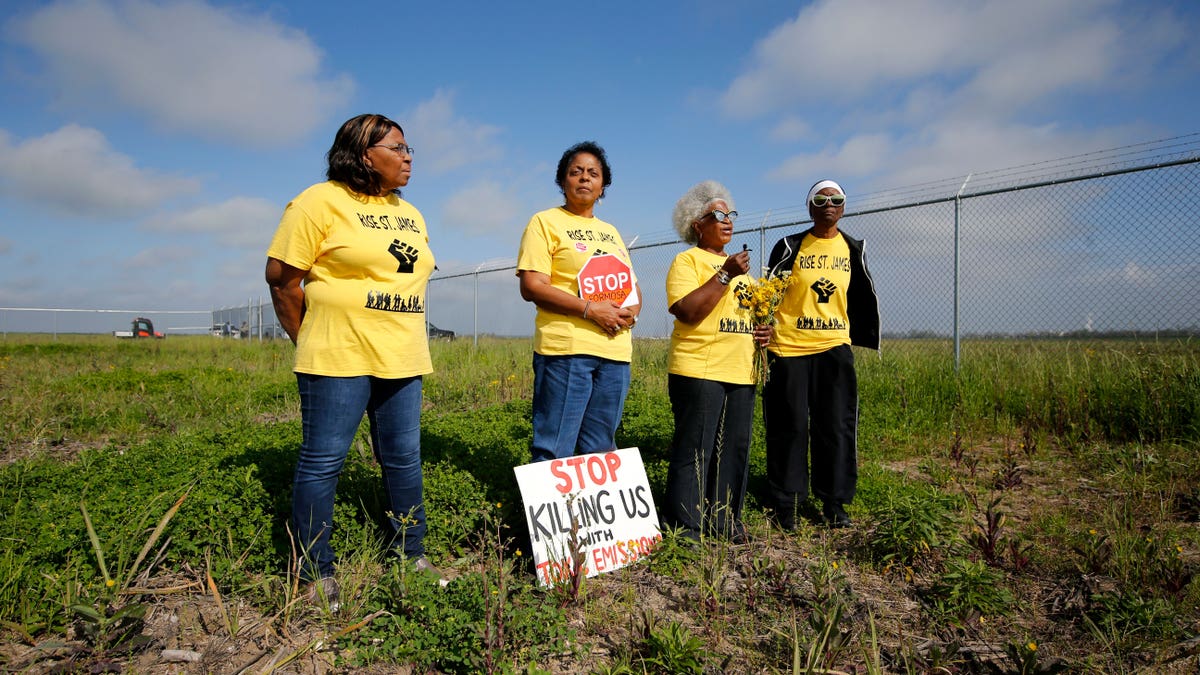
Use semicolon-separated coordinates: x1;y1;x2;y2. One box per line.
266;113;446;606
517;141;641;463
662;180;772;543
762;179;880;530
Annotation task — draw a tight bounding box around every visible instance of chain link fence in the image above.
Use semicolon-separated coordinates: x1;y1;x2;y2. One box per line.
7;144;1197;348
429;156;1200;347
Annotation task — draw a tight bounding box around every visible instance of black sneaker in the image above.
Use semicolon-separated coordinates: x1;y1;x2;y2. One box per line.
768;508;796;532
822;503;852;528
730;523;753;544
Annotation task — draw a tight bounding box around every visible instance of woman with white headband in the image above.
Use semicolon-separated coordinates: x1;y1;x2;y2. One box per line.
762;179;880;529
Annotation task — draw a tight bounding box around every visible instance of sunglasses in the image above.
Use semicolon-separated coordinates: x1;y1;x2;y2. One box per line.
705;209;738;223
810;193;845;207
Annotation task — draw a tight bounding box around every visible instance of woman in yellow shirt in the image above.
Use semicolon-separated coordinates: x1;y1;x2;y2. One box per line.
516;142;642;462
266;114;445;604
663;180;771;543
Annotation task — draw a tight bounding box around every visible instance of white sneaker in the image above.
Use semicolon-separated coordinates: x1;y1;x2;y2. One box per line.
413;556;450;587
303;577;340;612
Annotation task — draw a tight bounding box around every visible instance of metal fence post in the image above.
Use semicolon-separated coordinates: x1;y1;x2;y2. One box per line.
953;174;971;372
473;264;481;347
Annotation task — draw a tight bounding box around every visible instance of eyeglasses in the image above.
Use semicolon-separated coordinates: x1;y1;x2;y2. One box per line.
372;143;415;157
810;193;845;207
705;209;738;223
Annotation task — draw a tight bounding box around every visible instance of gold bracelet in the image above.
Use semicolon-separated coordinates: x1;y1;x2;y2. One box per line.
582;300;591;319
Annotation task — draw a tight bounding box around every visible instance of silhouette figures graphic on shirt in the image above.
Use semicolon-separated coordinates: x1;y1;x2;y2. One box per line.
388;239;419;273
811;277;837;303
365;290;425;314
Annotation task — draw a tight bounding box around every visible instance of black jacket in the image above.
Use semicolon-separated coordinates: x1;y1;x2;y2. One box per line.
766;229;881;351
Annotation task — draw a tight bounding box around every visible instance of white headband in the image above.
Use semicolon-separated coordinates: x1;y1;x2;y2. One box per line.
807;180;845;204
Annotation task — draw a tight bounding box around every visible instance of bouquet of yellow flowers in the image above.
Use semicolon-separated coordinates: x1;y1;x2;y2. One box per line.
740;271;793;385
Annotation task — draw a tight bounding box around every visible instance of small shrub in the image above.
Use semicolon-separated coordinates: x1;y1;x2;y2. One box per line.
640;618;708;675
927;557;1013;622
646;526;701;579
355;564;571;673
1086;590;1181;654
423;461;489;558
868;489;960;567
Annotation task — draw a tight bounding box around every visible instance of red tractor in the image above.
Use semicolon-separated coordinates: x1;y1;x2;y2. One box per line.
113;317;165;339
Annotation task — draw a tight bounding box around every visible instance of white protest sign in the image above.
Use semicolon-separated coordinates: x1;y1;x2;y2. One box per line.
514;448;662;587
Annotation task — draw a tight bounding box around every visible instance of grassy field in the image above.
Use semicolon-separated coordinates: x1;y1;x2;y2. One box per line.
0;334;1197;673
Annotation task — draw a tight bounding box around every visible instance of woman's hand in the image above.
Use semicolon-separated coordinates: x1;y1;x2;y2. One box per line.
588;300;631;336
519;271;636;336
753;324;774;348
722;249;752;277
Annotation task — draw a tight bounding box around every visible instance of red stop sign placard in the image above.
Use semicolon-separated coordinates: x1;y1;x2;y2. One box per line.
576;254;634;305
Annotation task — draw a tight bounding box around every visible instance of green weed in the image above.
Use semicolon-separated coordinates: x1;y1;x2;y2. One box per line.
640;616;708;675
867;487;961;568
927;557;1014;623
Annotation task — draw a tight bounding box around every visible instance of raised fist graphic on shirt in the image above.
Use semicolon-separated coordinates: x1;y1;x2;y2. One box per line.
388;239;418;273
811;277;837;303
734;281;752;309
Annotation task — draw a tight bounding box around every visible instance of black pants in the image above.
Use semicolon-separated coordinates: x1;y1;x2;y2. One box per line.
663;374;754;538
762;344;858;523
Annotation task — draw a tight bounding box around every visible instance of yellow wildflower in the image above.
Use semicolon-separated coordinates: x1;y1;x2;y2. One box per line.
739;271;793;384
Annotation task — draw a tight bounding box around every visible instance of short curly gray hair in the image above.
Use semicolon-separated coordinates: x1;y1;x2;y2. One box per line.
672;180;735;245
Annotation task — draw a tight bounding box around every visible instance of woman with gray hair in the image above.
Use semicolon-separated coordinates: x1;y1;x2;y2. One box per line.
662;180;772;543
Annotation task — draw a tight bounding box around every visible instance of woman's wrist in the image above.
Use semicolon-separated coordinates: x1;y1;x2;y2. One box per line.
715;269;731;285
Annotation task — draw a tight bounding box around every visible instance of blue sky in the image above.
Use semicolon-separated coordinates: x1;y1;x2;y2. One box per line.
1;0;1198;334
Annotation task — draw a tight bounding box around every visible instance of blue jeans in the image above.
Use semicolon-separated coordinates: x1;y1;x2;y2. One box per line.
292;374;426;581
530;353;631;462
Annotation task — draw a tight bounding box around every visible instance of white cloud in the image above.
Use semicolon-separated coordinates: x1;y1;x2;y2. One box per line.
768;133;894;183
720;0;1185;120
877;121;1126;191
439;179;522;238
407;90;503;174
1119;261;1157;287
0;125;199;217
768;116;812;142
11;0;353;145
149;196;280;248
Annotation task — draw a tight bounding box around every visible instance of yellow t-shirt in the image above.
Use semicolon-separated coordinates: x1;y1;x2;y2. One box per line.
666;248;756;385
516;207;636;362
267;181;435;377
771;233;852;357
